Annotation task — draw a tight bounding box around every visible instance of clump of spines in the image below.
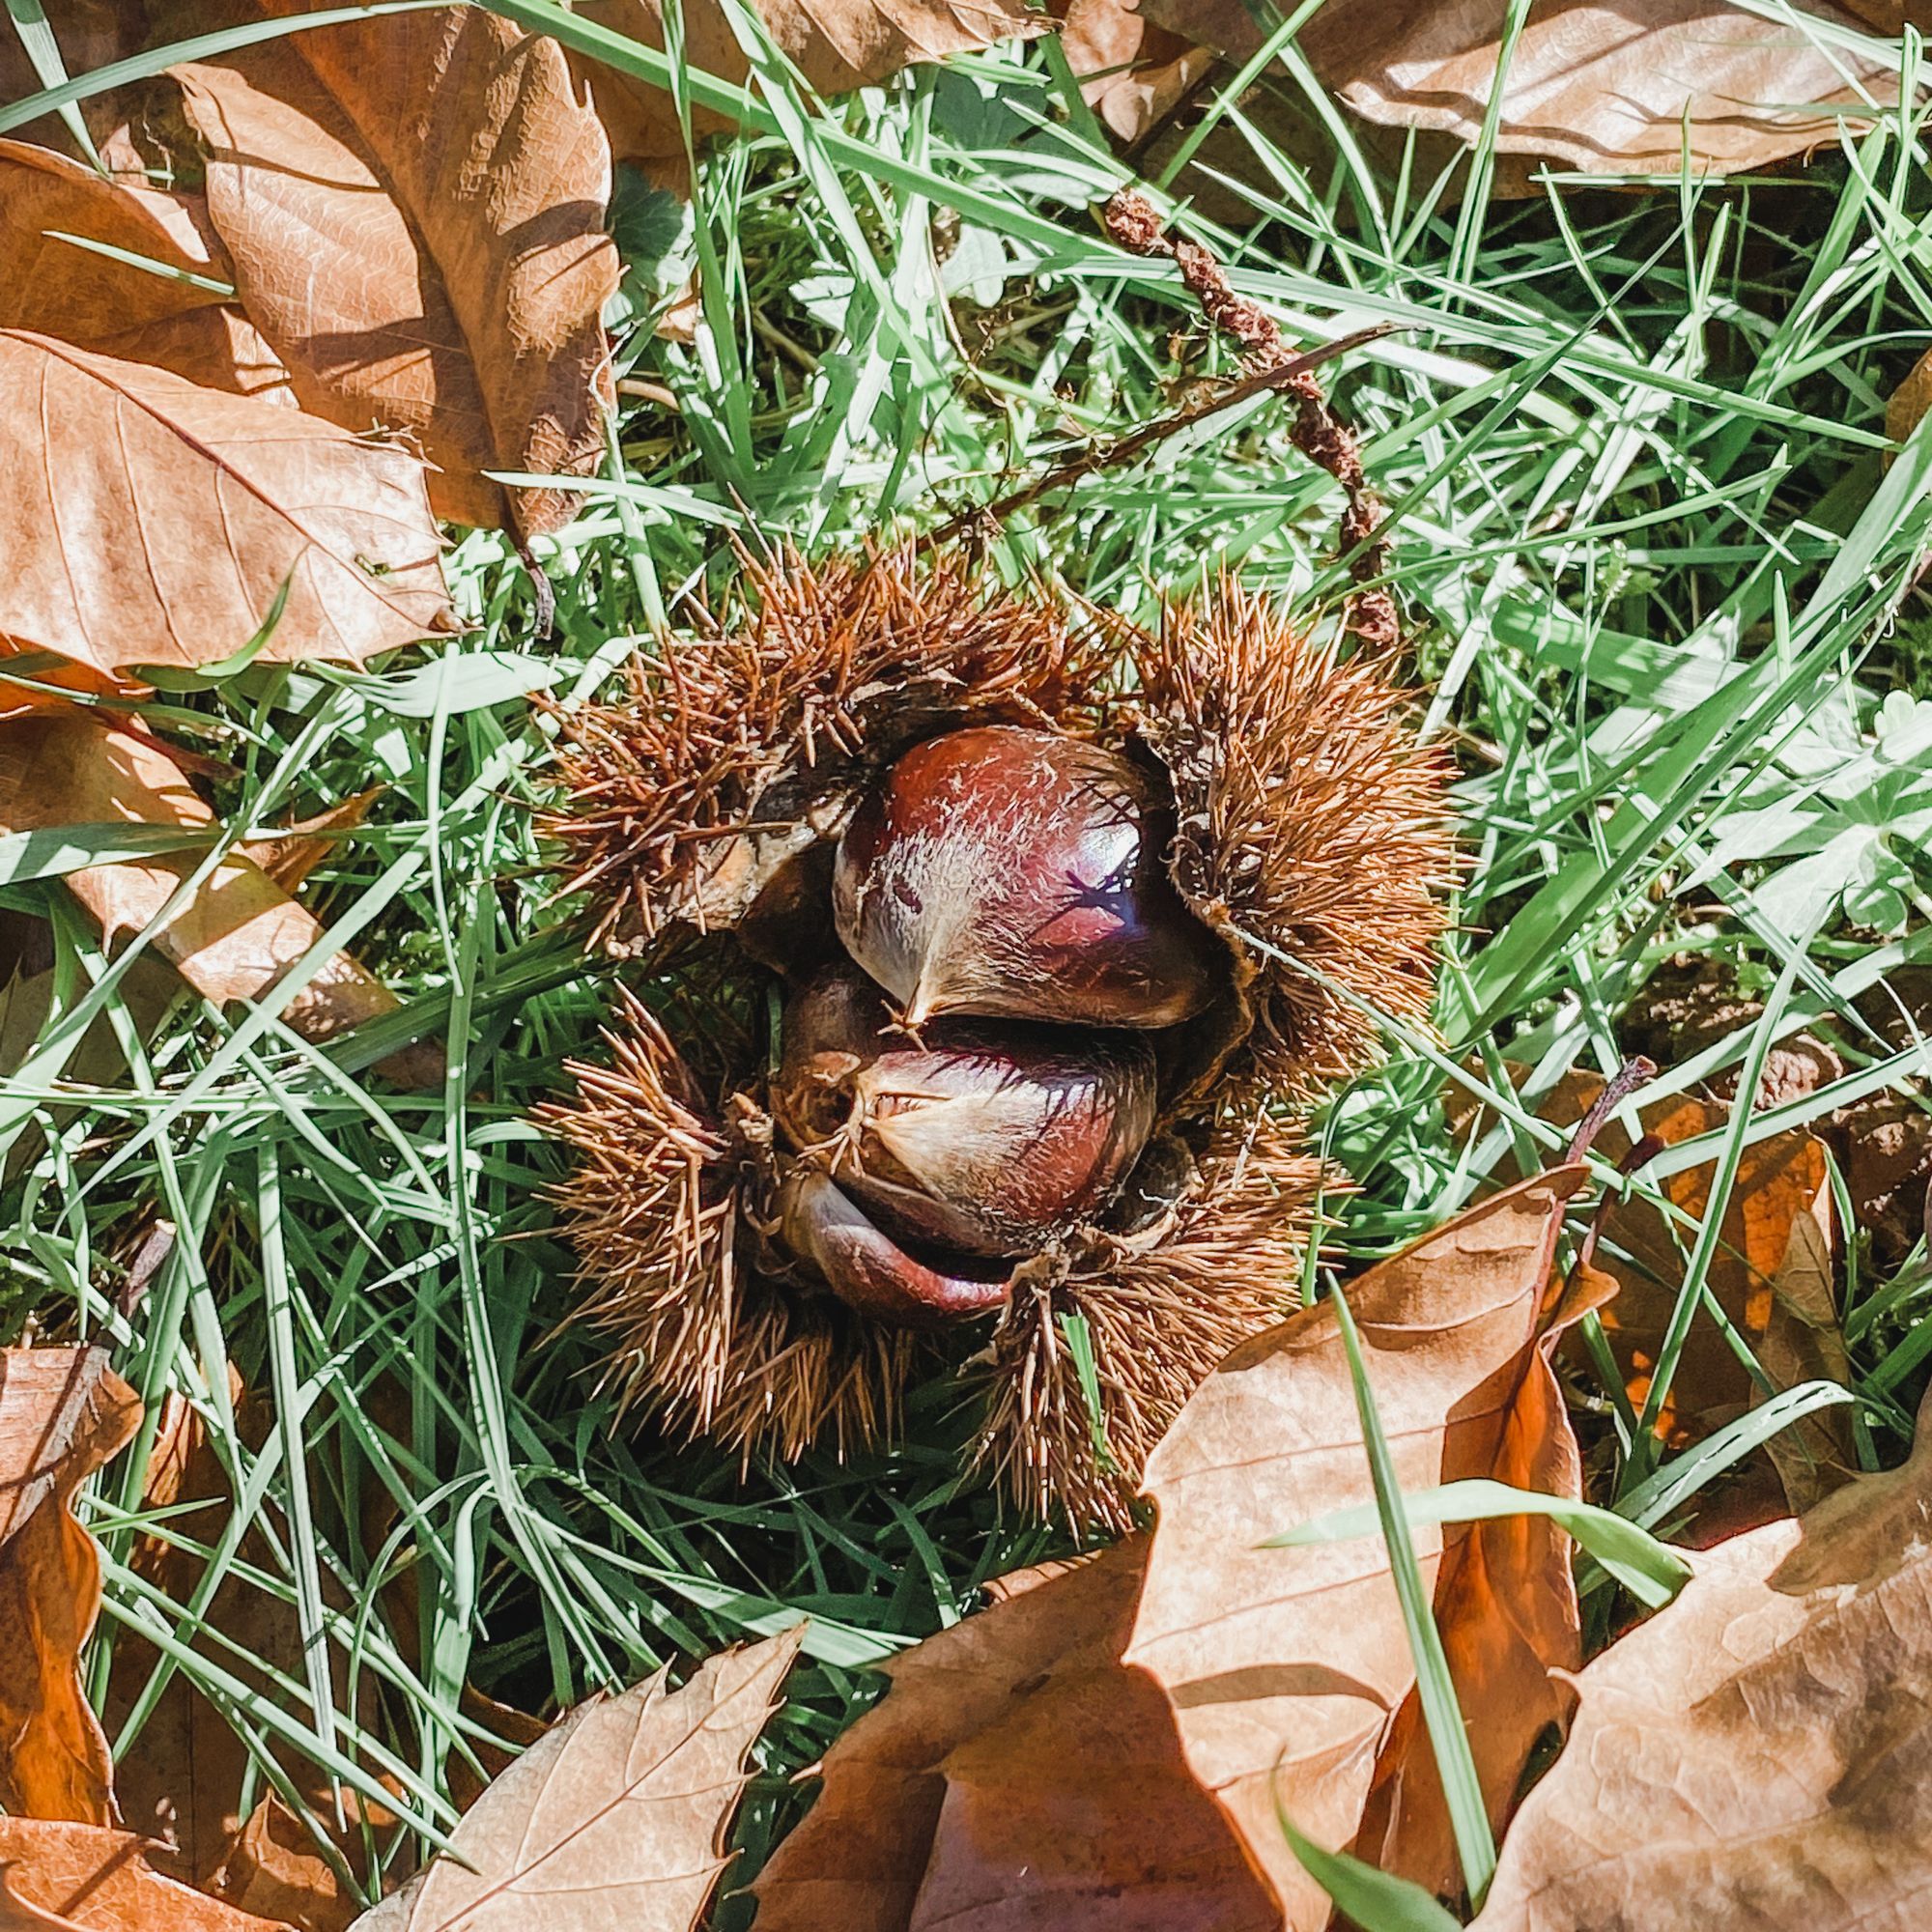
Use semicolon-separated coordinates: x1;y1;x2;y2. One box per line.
542;548;1450;1523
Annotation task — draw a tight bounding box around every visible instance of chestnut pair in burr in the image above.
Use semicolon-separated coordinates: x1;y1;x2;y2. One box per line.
771;724;1225;1327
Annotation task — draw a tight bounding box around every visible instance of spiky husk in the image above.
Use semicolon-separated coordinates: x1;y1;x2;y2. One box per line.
538;989;923;1461
1129;580;1458;1098
540;548;1451;1521
545;546;1113;952
973;1112;1323;1530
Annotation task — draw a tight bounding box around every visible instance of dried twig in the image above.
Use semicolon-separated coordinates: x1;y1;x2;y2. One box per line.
1104;187;1401;648
927;325;1393;550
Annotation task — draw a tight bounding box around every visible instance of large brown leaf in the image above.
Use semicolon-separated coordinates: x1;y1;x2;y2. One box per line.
358;1628;802;1930
0;140;228;342
1470;1391;1932;1932
0;330;453;671
0;715;442;1086
1125;1167;1594;1923
0;1349;141;1827
171;3;618;538
753;1541;1278;1932
1135;0;1902;182
0;138;298;403
0;1818;287;1930
571;0;1044;172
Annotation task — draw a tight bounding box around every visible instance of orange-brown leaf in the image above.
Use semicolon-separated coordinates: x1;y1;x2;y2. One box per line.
1140;0;1900;182
0;1349;141;1827
573;0;1044;170
0;1818;286;1931
0;141;229;343
752;1542;1279;1932
1126;1167;1593;1923
0;330;454;672
1057;0;1214;147
379;1629;802;1930
1471;1392;1932;1932
0;716;441;1087
173;4;618;538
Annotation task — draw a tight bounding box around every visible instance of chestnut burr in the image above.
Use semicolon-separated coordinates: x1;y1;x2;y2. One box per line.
771;967;1157;1258
832;724;1226;1028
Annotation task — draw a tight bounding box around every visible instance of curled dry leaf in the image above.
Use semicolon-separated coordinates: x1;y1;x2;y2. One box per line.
1471;1390;1932;1932
1888;347;1932;446
0;140;229;343
0;329;454;672
571;0;1045;173
357;1627;803;1931
0;1349;141;1828
1515;1068;1838;1448
0;715;442;1087
171;2;619;538
1135;0;1900;184
1125;1167;1596;1924
0;1819;288;1931
752;1540;1278;1932
0;138;296;406
1056;0;1213;149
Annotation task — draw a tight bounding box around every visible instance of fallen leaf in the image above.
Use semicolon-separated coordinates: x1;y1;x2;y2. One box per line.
0;715;441;1085
1057;0;1213;148
0;330;455;672
0;1349;142;1826
1470;1389;1932;1932
171;3;619;537
1125;1166;1594;1922
362;1627;804;1931
1137;0;1900;184
752;1541;1279;1932
0;1818;287;1931
1520;1069;1833;1444
0;140;230;343
0;138;298;404
1889;348;1932;445
239;789;387;896
571;0;1045;172
1756;1164;1858;1511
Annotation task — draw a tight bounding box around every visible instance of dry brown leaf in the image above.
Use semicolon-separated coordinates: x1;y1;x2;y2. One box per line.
1125;1166;1594;1923
0;1349;141;1827
0;716;440;1084
1057;1;1215;148
0;1819;290;1931
170;3;618;538
361;1627;803;1931
1471;1390;1932;1932
0;137;298;403
239;789;387;896
0;330;454;672
753;1540;1278;1932
572;0;1044;171
1756;1163;1858;1511
1138;0;1901;184
0;140;229;342
1522;1069;1834;1445
1889;347;1932;445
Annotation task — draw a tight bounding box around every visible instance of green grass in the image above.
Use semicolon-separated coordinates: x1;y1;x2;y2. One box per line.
9;6;1932;1922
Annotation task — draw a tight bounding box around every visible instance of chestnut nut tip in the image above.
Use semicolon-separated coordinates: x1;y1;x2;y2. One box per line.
778;1166;1009;1330
771;966;1158;1260
832;724;1226;1030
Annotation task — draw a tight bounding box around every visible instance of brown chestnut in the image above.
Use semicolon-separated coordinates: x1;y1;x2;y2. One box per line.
832;724;1225;1028
777;1167;1009;1328
771;967;1157;1257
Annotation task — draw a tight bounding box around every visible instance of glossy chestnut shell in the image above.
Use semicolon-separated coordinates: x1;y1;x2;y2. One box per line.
832;724;1226;1028
771;966;1157;1258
